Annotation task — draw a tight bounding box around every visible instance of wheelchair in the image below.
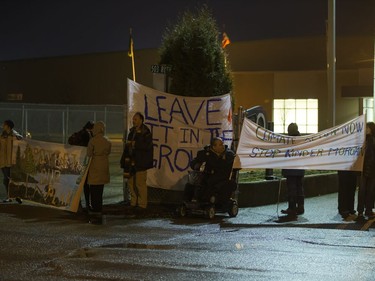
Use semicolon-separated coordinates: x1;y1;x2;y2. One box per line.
176;169;240;219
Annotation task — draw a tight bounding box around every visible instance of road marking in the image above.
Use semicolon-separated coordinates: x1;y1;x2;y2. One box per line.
361;218;375;231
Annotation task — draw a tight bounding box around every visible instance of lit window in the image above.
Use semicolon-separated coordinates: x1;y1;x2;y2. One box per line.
363;98;374;122
273;99;318;134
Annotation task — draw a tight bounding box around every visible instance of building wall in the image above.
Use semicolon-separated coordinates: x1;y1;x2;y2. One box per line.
231;67;372;131
0;36;373;131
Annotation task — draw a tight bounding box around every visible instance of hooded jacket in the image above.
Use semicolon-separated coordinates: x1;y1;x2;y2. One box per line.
87;121;112;185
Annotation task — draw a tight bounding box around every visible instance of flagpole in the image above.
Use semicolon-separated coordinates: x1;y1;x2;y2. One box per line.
129;28;136;82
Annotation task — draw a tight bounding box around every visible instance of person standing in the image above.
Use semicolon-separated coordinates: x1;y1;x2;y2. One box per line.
337;170;359;219
357;122;375;220
68;121;94;210
86;121;111;218
0;120;23;203
120;112;153;209
281;123;305;218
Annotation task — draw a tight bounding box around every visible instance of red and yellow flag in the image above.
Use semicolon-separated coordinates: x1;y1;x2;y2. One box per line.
222;32;230;48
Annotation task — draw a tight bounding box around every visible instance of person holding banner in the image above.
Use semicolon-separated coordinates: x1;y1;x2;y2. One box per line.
87;121;112;216
357;122;375;220
0;120;23;203
184;137;236;204
121;112;153;210
68;120;94;211
281;123;305;218
337;170;359;219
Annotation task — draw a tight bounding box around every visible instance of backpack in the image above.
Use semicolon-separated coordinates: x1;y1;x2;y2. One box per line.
68;130;83;146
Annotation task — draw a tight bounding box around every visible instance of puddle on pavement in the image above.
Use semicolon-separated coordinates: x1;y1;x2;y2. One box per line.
100;243;176;250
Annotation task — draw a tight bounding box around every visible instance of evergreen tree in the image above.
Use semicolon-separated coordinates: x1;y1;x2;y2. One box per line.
159;5;233;98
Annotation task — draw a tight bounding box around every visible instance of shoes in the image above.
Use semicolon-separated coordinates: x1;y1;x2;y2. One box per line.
365;211;375;218
2;198;22;203
356;213;366;222
296;207;304;215
339;211;350;219
281;208;297;216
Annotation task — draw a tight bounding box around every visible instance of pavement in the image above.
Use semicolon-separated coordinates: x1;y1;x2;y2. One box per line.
1;139;374;231
1;190;374;232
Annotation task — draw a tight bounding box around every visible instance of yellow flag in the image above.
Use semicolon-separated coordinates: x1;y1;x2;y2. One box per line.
128;33;134;57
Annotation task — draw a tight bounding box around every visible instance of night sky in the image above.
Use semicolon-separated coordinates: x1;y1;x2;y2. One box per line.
0;0;373;61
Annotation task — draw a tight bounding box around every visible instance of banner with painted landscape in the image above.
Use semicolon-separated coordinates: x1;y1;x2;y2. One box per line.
127;79;233;190
234;115;366;171
8;139;89;212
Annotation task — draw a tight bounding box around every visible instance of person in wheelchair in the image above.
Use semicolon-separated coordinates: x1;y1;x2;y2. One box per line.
184;137;236;204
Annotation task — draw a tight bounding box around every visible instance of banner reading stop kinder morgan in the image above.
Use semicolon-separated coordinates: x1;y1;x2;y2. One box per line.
234;115;365;171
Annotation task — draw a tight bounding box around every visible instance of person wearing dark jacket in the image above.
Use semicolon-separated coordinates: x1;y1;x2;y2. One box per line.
120;112;153;209
184;137;236;203
69;121;94;210
281;123;305;217
357;122;375;220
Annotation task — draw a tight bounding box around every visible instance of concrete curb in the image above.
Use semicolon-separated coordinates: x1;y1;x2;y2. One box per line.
237;173;338;207
148;173;339;208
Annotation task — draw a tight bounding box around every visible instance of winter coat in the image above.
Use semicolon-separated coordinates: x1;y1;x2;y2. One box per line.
281;128;305;177
87;121;112;185
0;129;23;168
363;135;375;178
190;144;235;186
120;124;153;172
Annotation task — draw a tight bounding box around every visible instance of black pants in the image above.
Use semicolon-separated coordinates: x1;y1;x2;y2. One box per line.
286;176;304;198
1;167;10;195
338;171;357;214
83;179;90;208
89;185;104;212
357;176;375;214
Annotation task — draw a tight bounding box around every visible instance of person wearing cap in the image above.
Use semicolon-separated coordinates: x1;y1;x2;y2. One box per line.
0;120;23;203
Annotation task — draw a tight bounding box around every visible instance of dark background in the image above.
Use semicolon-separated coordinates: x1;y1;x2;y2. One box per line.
1;0;374;61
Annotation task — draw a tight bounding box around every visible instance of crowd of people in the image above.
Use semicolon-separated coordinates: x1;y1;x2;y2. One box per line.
1;116;375;223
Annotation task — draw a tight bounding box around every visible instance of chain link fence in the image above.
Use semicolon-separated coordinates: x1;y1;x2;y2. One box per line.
0;102;180;205
0;103;261;205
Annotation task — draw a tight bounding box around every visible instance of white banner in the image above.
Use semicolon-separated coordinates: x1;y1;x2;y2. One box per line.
234;115;365;171
8;139;89;212
127;79;233;190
